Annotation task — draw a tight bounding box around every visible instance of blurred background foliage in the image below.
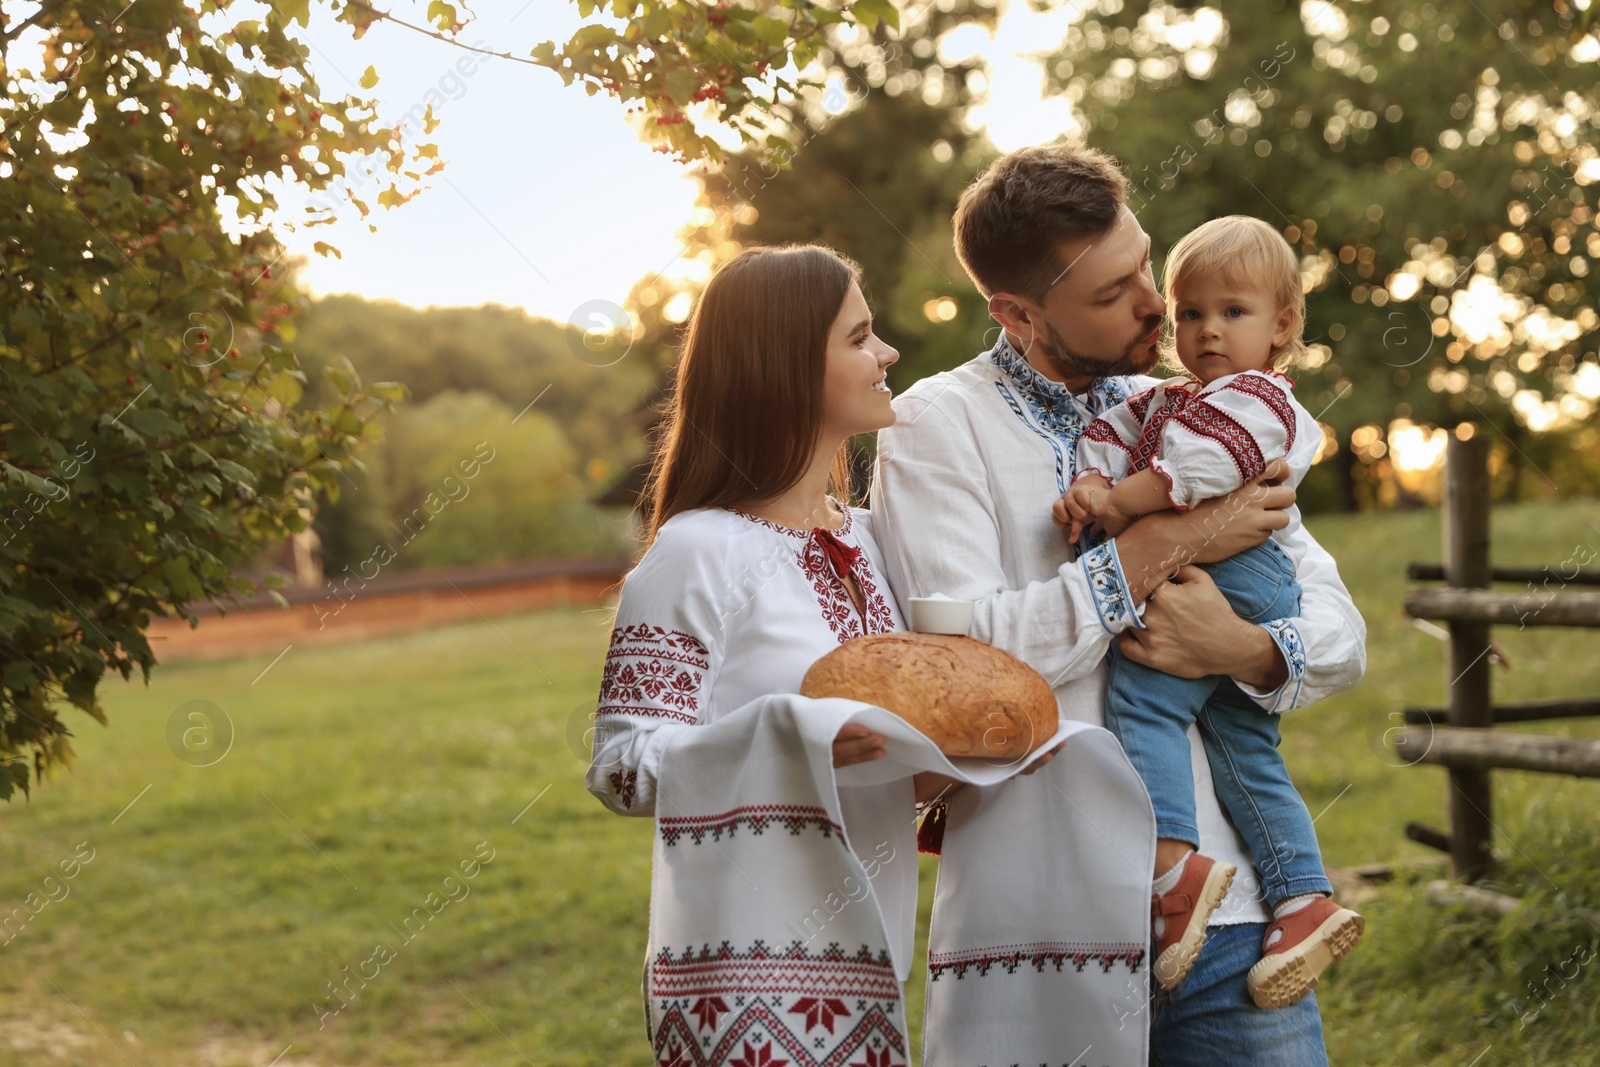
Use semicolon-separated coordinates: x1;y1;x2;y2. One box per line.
291;296;656;574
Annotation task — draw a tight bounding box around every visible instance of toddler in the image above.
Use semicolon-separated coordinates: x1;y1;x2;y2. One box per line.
1053;216;1364;1008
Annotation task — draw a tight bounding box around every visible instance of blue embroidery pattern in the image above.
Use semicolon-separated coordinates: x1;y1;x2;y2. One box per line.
990;335;1140;632
988;336;1133;493
1262;618;1307;711
1080;541;1139;635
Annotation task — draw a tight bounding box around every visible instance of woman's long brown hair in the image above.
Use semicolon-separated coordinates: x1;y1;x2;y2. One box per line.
642;245;860;545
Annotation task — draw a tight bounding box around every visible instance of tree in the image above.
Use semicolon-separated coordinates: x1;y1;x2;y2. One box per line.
291;296;656;573
1039;0;1599;507
683;0;999;389
0;0;431;800
349;0;905;167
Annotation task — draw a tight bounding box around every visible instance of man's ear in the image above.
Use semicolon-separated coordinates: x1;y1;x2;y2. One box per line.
988;293;1037;340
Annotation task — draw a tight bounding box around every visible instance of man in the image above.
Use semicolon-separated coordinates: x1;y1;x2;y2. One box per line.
871;143;1365;1065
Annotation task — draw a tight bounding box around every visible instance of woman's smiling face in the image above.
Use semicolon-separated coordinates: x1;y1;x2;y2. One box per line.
1171;272;1297;384
821;281;899;440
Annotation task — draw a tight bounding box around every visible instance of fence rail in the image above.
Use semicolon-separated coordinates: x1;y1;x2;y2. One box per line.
1393;433;1600;883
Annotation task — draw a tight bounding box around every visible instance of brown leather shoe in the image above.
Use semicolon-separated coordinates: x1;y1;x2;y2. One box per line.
1151;852;1237;989
1247;896;1365;1008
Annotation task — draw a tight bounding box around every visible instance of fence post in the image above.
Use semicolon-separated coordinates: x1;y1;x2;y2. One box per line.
1444;431;1494;881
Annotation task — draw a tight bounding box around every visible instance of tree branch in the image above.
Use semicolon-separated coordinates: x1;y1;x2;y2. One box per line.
340;1;552;70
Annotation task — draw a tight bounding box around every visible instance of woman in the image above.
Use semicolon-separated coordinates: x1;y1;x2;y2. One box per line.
587;244;977;1065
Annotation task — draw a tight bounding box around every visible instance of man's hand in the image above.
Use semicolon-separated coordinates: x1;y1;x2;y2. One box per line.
1115;458;1295;597
1118;565;1290;690
1177;459;1295;567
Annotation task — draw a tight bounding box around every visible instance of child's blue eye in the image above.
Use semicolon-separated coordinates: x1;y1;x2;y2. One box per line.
1226;307;1245;318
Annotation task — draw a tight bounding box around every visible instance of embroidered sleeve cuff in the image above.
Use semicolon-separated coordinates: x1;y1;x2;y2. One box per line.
1236;618;1307;713
1079;538;1145;635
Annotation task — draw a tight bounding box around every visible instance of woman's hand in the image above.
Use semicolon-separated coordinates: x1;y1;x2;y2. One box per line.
832;723;886;767
1020;740;1066;773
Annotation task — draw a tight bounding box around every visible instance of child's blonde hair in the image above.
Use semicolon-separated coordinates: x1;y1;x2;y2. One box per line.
1161;215;1307;367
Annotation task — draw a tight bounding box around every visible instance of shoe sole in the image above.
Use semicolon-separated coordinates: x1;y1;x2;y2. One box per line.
1153;862;1236;989
1247;908;1366;1009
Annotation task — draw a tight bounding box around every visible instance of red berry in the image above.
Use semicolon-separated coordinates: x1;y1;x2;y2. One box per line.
165;363;173;370
125;376;134;384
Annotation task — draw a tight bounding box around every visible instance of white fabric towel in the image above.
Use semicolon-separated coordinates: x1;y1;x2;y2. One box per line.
646;693;1155;1067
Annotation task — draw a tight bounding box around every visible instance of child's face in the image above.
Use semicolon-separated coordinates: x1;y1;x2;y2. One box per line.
1170;272;1296;384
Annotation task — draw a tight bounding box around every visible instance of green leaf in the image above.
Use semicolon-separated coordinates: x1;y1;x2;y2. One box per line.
850;0;900;32
278;0;311;28
268;371;304;408
426;1;457;31
752;15;789;46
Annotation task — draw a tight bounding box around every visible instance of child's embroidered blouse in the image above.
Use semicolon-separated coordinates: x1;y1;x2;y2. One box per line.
1075;369;1324;537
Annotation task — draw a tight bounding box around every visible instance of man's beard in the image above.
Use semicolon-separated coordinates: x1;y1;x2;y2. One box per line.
1029;316;1163;381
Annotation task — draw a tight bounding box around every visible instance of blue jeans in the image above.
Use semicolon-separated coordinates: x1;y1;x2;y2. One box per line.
1105;540;1331;906
1150;921;1330;1065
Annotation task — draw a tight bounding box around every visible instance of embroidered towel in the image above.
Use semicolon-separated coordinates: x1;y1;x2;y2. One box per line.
647;693;1154;1067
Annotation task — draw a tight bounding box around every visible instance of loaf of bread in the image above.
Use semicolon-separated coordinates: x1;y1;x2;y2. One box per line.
800;632;1058;759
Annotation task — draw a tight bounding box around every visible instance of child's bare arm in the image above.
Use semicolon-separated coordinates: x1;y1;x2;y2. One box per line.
1100;469;1177;534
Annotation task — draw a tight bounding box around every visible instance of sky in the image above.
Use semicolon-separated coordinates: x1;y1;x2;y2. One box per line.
268;2;1085;329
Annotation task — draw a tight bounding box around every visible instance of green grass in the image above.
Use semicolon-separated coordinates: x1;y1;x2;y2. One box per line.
2;498;1599;1066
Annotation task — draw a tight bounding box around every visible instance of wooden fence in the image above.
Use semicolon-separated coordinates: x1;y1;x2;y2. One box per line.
1391;434;1600;881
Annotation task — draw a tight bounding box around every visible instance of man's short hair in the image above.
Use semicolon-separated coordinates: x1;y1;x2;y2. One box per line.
953;142;1129;303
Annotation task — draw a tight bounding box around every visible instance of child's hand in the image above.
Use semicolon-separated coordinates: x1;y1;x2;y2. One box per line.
1054;476;1113;544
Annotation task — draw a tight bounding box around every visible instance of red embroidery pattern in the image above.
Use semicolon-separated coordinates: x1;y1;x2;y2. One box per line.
1120;385;1274;486
1125;385;1156;426
598;625;711;724
1169;399;1267;484
927;940;1146;981
797;535;895;644
650;941;904;1067
659;804;845;847
1080;415;1133;458
726;506;893;642
728;505;855;540
1127;391;1190;472
609;768;639;810
1216;374;1298;450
